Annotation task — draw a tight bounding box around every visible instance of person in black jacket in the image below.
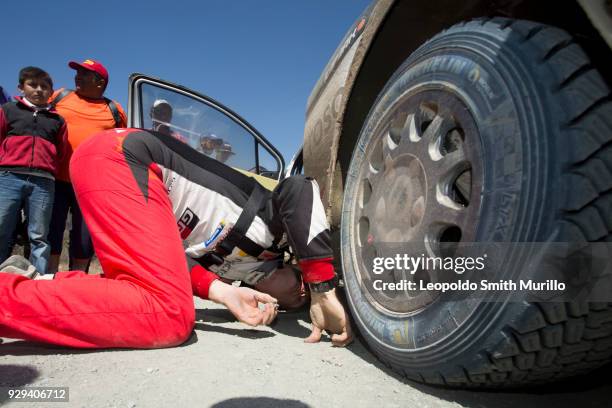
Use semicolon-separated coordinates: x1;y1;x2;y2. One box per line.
0;67;68;274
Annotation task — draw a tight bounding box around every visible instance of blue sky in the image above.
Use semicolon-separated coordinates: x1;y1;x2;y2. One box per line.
1;0;372;163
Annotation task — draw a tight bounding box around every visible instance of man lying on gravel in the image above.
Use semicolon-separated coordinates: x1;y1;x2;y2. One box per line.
0;129;352;348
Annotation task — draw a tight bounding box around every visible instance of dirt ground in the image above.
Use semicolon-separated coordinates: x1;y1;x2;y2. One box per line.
2;295;612;408
3;233;612;407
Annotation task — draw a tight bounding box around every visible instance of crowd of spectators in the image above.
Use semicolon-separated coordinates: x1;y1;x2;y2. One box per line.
0;61;238;274
0;60;126;274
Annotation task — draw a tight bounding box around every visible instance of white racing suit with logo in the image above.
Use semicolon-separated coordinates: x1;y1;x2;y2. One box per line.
141;132;334;289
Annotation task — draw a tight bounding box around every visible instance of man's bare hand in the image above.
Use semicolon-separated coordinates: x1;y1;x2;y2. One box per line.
305;288;353;347
208;280;278;326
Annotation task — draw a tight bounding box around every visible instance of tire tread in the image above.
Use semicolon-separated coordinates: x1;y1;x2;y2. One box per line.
384;18;612;387
347;17;612;388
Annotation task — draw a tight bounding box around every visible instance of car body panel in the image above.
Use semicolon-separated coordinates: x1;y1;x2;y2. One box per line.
302;0;612;227
303;0;393;223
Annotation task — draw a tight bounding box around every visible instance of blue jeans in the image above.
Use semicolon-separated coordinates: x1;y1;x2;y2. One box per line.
0;171;55;273
48;180;94;259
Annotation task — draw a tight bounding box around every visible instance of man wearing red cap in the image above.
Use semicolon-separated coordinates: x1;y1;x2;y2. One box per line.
47;59;127;274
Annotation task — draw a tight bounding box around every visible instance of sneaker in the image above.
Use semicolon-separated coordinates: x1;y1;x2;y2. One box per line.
0;255;39;279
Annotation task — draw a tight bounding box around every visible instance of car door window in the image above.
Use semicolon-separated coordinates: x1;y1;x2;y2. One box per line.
128;75;284;180
258;145;282;179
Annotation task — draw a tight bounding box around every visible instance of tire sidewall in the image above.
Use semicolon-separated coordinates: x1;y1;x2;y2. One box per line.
341;23;561;369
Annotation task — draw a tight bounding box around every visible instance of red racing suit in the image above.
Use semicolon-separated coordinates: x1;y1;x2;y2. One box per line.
0;129;333;348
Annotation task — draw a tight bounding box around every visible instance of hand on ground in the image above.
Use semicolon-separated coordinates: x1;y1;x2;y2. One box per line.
305;289;353;347
209;281;278;326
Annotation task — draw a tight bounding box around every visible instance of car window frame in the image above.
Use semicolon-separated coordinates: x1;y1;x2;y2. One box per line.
127;73;285;180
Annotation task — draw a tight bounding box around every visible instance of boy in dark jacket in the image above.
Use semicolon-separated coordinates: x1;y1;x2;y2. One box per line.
0;67;68;274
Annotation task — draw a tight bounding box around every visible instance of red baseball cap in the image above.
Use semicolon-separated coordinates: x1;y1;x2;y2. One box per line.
68;59;109;82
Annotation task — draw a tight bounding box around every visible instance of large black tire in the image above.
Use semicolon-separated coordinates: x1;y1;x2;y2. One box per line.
341;18;612;387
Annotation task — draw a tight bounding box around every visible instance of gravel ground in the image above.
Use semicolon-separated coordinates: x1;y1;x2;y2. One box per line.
2;297;612;408
4;232;612;407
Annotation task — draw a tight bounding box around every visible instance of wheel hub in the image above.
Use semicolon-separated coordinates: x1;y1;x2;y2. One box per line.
371;155;426;242
352;88;483;314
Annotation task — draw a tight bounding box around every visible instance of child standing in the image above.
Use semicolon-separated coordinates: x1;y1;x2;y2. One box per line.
0;67;68;274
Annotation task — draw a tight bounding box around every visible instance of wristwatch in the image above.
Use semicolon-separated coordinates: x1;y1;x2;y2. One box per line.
308;276;338;293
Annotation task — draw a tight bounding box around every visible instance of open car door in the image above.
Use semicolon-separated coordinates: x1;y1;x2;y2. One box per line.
127;74;284;190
